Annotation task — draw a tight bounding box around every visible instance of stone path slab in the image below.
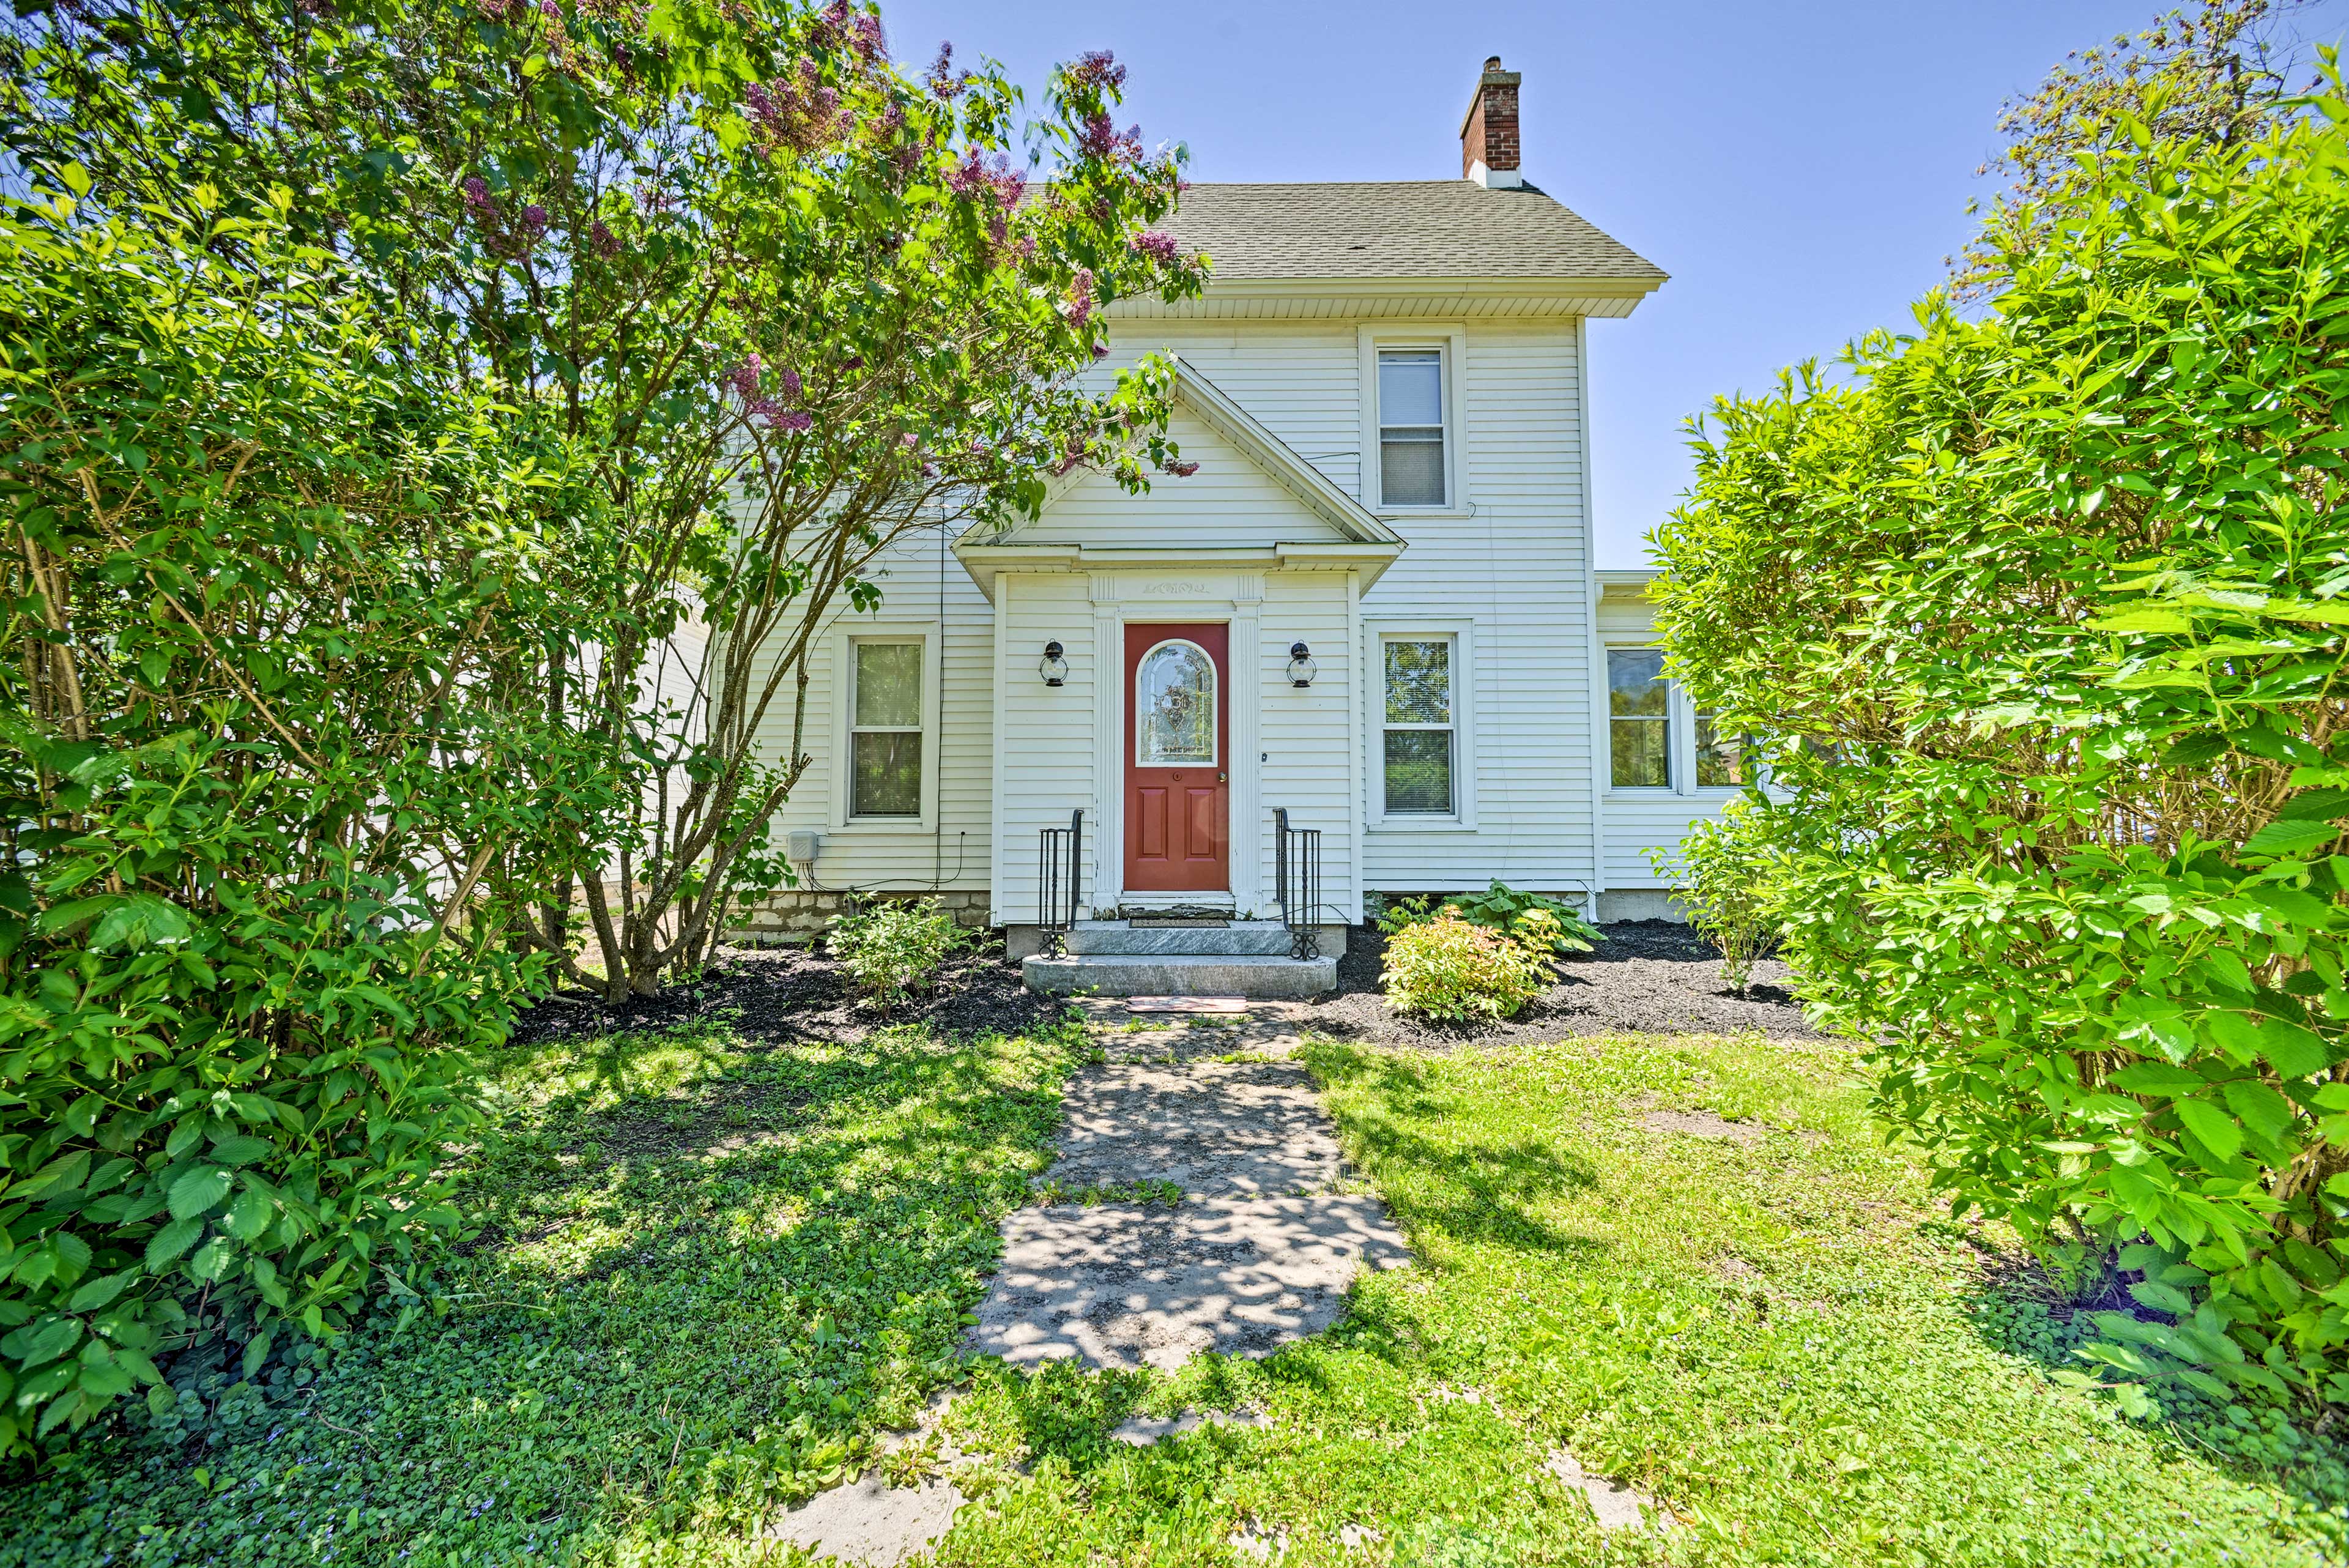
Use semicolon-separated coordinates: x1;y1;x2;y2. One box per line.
1048;1059;1346;1197
771;1473;965;1566
967;1194;1410;1370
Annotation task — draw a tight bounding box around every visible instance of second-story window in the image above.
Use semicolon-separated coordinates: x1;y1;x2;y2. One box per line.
1377;349;1446;507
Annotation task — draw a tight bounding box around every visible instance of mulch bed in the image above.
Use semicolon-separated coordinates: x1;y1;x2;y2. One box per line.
509;921;1822;1053
508;938;1063;1049
1290;920;1825;1047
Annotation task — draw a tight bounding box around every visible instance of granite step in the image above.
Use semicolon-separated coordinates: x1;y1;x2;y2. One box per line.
1064;920;1294;957
1022;953;1337;1000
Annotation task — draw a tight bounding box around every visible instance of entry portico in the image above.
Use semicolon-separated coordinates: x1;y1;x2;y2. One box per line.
957;360;1402;937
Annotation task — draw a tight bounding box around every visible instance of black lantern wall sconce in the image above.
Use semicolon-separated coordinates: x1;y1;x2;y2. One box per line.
1038;641;1069;687
1286;642;1318;688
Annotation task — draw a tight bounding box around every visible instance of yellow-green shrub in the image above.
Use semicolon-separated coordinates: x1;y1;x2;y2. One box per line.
1380;915;1546;1022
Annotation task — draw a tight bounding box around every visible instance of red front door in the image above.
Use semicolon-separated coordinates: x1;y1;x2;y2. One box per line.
1124;623;1230;894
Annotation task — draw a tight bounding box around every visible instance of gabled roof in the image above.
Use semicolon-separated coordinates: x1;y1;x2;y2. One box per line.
1157;180;1664;283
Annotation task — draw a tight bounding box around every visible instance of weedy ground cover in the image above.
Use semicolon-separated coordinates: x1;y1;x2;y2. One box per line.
8;1020;2345;1565
0;1016;1076;1566
931;1033;2349;1566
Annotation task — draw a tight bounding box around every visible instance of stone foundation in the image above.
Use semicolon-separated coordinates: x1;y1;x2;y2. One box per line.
727;889;992;947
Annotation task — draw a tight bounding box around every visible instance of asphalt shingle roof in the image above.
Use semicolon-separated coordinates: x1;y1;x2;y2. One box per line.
1156;180;1664;283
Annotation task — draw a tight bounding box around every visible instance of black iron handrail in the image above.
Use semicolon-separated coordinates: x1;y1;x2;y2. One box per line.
1039;809;1083;956
1273;808;1323;960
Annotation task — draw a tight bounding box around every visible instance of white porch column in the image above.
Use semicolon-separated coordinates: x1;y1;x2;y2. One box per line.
1089;571;1121;917
1230;573;1264;916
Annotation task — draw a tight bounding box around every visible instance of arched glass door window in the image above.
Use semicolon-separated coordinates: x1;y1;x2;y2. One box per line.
1135;639;1217;765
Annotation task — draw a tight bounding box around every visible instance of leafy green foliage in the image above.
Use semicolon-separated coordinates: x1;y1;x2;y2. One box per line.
1379;915;1546;1022
1956;0;2315;297
0;194;618;1454
1657;797;1789;994
1375;881;1603;954
0;1015;1076;1563
0;0;1212;998
827;897;973;1010
1652;60;2349;1406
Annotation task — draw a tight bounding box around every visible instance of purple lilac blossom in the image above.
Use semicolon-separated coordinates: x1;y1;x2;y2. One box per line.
1129;230;1179;265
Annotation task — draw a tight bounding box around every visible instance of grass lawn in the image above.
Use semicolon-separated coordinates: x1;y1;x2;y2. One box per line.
6;1012;2346;1565
936;1033;2349;1567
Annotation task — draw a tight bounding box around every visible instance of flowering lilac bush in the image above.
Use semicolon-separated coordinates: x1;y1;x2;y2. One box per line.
0;0;1208;1004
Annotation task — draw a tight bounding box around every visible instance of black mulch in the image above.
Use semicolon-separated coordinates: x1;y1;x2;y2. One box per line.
1286;919;1825;1047
507;921;1822;1053
507;938;1063;1049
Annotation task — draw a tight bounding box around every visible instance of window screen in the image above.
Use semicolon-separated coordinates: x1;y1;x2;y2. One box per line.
1608;648;1671;789
1383;637;1455;813
850;641;922;816
1377;349;1445;507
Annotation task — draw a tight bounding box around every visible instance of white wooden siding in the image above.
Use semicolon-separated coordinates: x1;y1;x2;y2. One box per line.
747;526;995;897
990;573;1097;923
997;408;1353;550
1113;321;1604;903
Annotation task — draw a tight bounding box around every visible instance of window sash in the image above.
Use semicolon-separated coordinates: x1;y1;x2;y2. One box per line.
1607;647;1672;789
1376;349;1447;508
848;639;923;817
1382;634;1457;814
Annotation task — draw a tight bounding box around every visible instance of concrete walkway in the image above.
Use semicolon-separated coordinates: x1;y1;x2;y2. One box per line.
772;1008;1411;1562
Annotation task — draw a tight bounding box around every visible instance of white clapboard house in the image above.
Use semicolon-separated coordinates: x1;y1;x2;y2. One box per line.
743;58;1745;995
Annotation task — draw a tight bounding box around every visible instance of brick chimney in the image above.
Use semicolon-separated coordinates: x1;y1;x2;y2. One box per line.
1459;56;1522;188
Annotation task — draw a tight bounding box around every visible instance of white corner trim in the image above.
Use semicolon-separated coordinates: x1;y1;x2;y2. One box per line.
1466;161;1523;190
1357;324;1470;515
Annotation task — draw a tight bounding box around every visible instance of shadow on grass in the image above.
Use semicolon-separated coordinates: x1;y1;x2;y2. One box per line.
1954;1261;2349;1526
12;1020;1074;1568
1301;1041;1601;1260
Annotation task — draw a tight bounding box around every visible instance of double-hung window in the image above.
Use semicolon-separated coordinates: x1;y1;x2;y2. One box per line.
848;639;922;817
1608;648;1671;789
1376;349;1447;508
1382;636;1456;814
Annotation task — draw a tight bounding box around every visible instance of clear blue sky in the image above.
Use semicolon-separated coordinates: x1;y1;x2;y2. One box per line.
878;1;2348;567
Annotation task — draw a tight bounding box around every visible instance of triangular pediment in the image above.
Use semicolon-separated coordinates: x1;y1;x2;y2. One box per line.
968;360;1402;555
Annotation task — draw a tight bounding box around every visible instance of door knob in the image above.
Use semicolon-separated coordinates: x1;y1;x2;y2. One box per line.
1219;771;1227;782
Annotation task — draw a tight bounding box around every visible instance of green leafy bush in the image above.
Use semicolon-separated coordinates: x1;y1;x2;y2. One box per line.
828;899;971;1009
1375;882;1603;955
0;193;613;1452
1380;915;1546;1022
1652;64;2349;1406
1662;798;1789;994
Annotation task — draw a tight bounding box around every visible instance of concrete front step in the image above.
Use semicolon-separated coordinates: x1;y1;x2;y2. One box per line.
1065;920;1293;956
1022;953;1337;999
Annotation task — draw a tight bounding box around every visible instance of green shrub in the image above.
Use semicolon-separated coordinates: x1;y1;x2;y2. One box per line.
0;194;614;1453
1381;914;1546;1022
1662;798;1789;995
1652;63;2349;1408
1375;881;1603;956
828;899;971;1009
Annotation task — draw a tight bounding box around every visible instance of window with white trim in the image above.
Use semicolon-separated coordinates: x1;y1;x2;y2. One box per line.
1376;349;1447;508
1608;648;1671;789
1382;635;1456;814
848;639;922;817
